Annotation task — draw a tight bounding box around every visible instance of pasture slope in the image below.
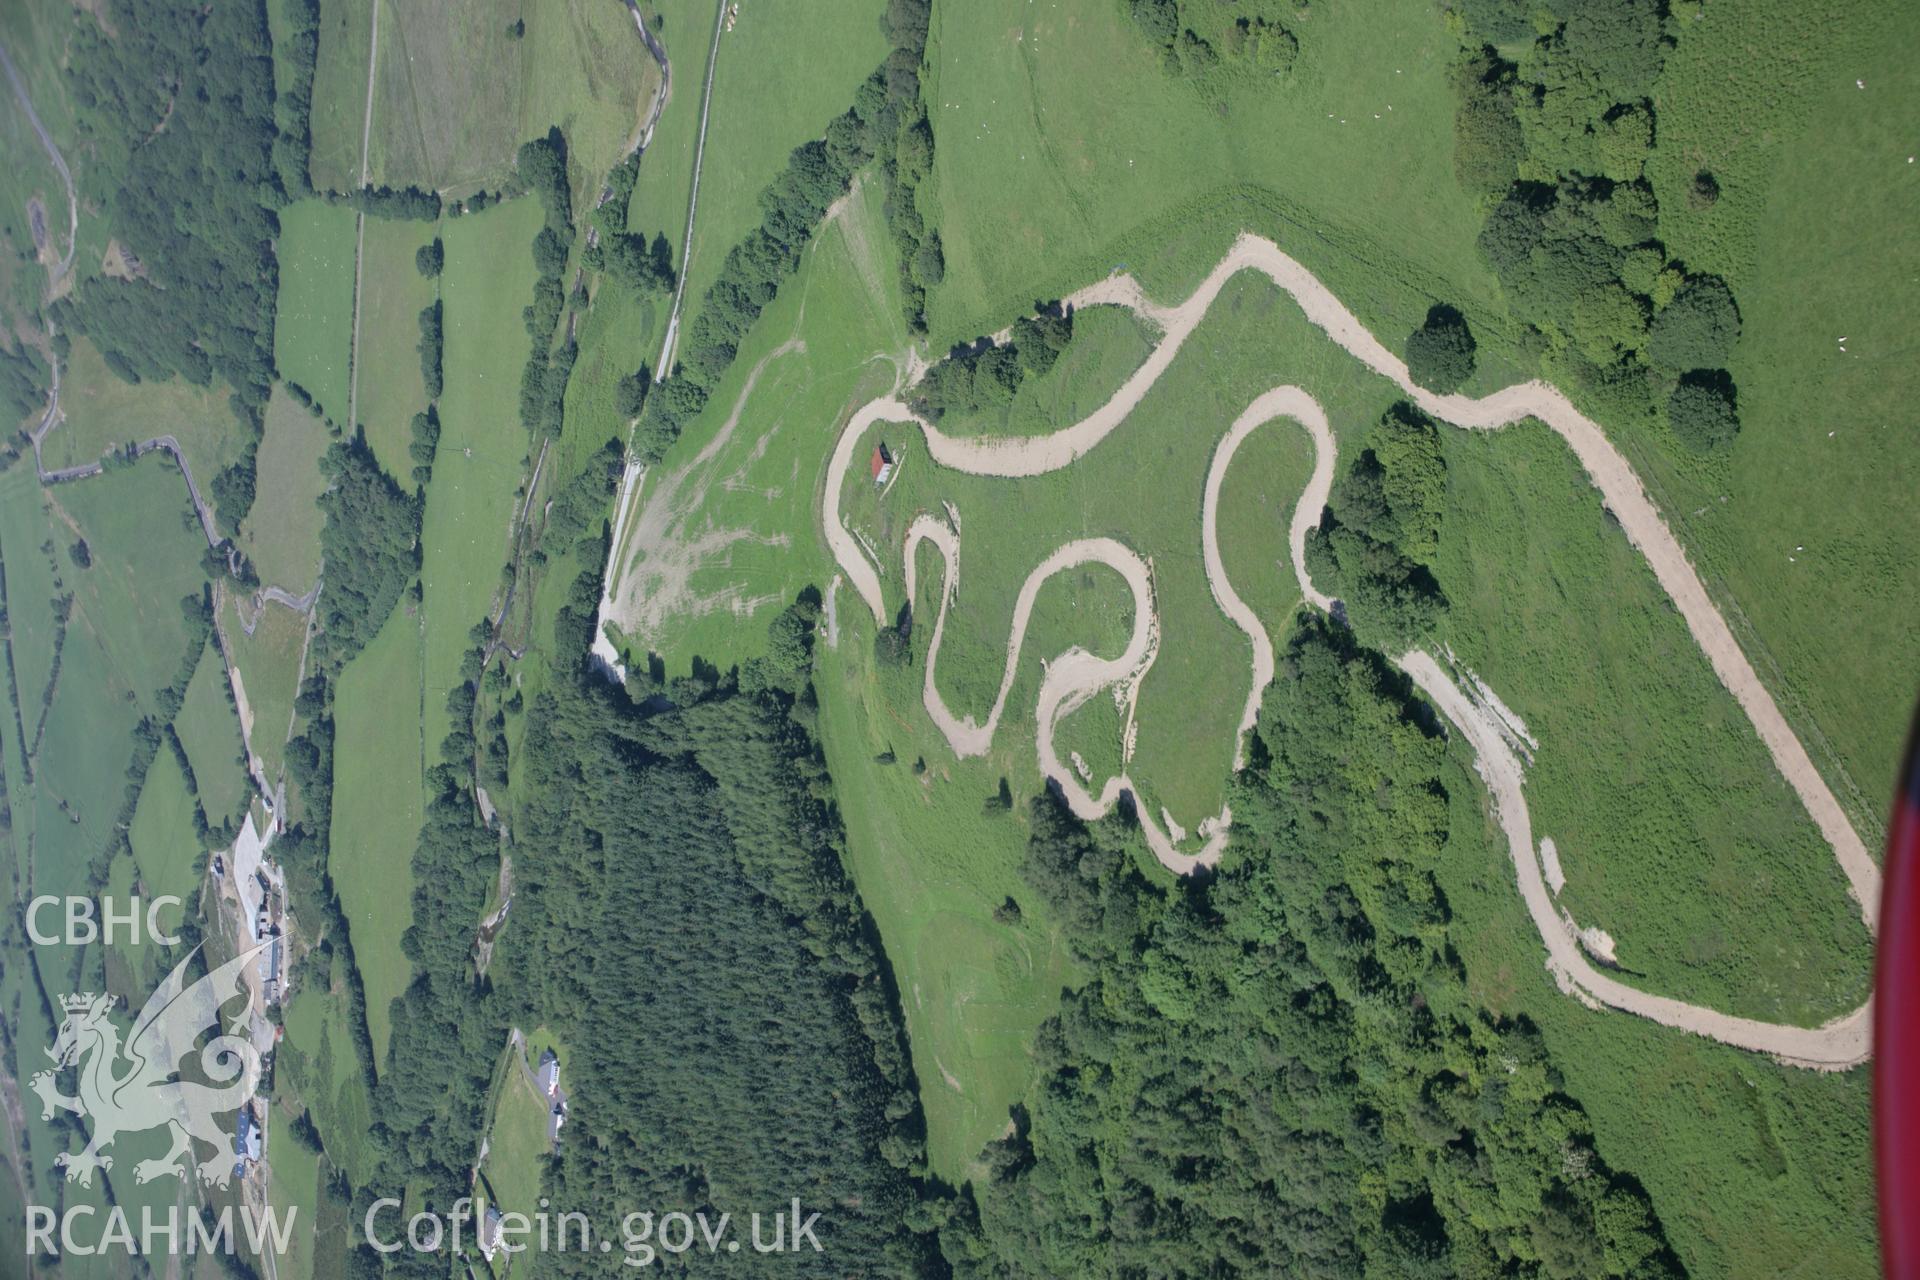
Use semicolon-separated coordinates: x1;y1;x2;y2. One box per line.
328;604;425;1071
915;0;1914;905
921;0;1503;345
601;172;907;669
352;216;438;481
665;0;886;329
35;336;243;491
822;233;1876;1068
275;200;359;419
175;637;249;826
1656;10;1920;836
369;0;655;205
420;195;544;750
308;0;374;190
0;455;208;1280
240;386;329;592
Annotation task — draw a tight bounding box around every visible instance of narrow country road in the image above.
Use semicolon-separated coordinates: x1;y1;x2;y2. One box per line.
595;0;701;662
819;232;1879;1067
344;0;381;437
32;427;219;546
0;40;77;285
34;409;322;616
235;581;324;638
652;0;730;379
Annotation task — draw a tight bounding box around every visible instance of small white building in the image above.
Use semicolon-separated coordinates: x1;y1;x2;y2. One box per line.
535;1049;560;1098
479;1206;506;1260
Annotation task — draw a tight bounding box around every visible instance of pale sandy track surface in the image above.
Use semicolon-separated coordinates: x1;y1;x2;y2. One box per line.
1400;649;1869;1067
901;513;1222;868
819;232;1877;1065
1202;387;1336;766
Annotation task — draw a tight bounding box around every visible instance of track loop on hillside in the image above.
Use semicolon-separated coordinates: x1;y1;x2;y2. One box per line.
820;233;1876;1066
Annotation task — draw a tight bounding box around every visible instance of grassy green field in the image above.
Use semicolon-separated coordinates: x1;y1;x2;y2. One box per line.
1621;7;1920;843
368;0;527;195
841;273;1370;838
109;741;207;997
280;944;378;1184
1052;678;1127;798
622;0;717;309
934;305;1155;438
219;592;309;788
879;249;1864;1027
329;603;425;1070
353;216;437;479
818;631;1079;1181
371;0;656;208
55;461;208;703
605;170;905;671
240;387;330;590
265;1106;324;1280
1214;415;1314;644
1648;1;1870;299
129;744;204;904
1433;755;1874;1279
34;461;206;881
913;0;1917;875
558;269;658;472
420;196;543;749
653;0;887;335
1438;423;1872;1024
275;200;360;421
38;336;247;490
175;638;250;825
308;0;374;190
920;0;1507;350
0;457;211;1280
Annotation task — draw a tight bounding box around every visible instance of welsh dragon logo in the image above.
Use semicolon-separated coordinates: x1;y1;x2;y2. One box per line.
31;942;265;1188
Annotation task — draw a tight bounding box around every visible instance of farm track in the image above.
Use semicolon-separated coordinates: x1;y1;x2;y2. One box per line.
653;0;729;379
595;0;708;668
0;40;77;285
29;380;321;620
822;232;1877;1067
344;0;381;441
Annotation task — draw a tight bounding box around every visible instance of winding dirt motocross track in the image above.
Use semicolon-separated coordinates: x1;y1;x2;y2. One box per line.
822;232;1877;1067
